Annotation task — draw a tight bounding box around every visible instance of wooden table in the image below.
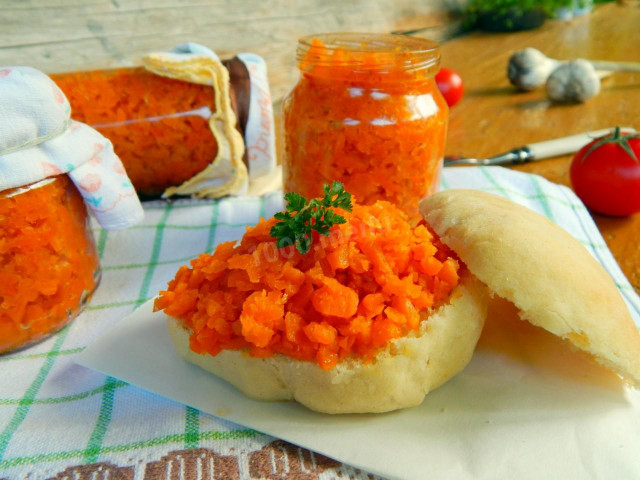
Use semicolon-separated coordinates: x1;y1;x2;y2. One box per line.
0;0;453;101
439;2;640;294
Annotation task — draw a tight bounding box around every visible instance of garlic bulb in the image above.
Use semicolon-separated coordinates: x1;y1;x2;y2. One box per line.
507;48;560;91
545;60;601;102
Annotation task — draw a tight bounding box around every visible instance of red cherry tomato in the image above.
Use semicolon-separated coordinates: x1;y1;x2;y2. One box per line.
570;127;640;216
435;67;464;107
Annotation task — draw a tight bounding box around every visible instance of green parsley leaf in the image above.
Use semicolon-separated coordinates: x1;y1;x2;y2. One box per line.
284;192;307;212
270;181;353;254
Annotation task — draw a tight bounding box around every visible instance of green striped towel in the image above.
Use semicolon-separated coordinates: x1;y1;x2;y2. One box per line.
0;166;638;480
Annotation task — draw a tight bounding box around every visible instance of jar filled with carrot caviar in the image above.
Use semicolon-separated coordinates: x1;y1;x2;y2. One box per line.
283;33;448;222
0;175;100;354
51;67;221;198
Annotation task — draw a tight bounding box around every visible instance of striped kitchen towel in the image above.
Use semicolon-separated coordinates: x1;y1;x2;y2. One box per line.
0;166;638;480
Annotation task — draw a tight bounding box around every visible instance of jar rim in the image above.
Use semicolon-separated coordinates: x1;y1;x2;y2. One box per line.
1;176;57;199
297;32;440;73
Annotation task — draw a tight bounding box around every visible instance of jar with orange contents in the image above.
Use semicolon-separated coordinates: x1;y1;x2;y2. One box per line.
51;67;223;198
282;33;448;222
0;175;100;354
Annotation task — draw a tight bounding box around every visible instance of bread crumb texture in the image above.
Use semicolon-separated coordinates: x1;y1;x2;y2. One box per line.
167;272;487;414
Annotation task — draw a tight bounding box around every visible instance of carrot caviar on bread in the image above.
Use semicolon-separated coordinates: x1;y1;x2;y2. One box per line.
155;186;640;414
154;183;488;414
167;276;485;413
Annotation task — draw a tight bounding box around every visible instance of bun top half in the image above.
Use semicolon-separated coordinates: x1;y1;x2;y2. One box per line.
420;189;640;386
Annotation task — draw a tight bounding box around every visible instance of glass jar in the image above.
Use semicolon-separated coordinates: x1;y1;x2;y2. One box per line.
283;33;448;222
0;175;100;354
51;67;222;198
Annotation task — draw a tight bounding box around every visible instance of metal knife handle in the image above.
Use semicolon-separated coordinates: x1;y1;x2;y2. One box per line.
526;127;637;160
483;149;529;165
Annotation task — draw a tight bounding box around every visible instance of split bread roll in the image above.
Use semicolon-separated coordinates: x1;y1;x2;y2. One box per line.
168;272;487;414
166;189;640;414
420;189;640;386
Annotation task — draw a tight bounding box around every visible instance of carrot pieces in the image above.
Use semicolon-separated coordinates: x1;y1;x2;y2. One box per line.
154;198;462;369
52;67;218;197
283;39;448;222
0;176;100;353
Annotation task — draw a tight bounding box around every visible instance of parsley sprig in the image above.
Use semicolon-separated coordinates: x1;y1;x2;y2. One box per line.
270;181;353;254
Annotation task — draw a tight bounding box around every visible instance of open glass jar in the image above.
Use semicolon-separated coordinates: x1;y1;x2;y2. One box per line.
283;33;448;222
0;175;100;354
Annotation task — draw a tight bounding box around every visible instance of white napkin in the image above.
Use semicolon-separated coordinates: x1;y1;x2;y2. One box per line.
72;167;640;480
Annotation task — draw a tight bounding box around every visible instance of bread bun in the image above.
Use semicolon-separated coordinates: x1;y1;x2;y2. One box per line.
420;189;640;385
164;189;640;414
167;270;488;414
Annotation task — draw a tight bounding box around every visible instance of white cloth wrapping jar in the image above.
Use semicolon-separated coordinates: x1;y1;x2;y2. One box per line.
0;66;143;230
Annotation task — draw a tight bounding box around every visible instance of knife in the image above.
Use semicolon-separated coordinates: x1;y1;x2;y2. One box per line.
443;127;637;167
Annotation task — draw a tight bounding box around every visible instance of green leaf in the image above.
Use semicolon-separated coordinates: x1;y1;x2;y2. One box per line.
330;212;347;225
270;182;354;255
295;235;312;254
284;192;307;212
276;236;294;249
329;181;344;196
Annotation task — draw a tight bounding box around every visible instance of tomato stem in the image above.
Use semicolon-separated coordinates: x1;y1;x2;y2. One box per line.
582;126;640;163
613;126;621;140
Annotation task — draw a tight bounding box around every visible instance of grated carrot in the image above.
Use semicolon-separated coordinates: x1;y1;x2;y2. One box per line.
0;176;99;353
51;68;218;198
154;199;462;370
283;39;448;222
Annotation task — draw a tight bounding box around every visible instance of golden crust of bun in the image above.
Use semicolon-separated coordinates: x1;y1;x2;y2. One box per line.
167;272;488;414
420;189;640;386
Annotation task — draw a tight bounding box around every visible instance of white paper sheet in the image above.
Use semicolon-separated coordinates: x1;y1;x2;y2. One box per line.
76;299;640;480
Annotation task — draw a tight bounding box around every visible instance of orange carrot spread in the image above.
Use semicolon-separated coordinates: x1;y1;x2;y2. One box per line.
0;176;100;354
283;35;448;222
154;196;462;370
52;68;218;197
